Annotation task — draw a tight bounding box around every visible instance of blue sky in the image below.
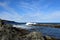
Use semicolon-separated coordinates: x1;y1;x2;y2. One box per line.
0;0;60;22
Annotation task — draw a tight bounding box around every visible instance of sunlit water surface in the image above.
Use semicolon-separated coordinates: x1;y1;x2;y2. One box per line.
13;24;60;39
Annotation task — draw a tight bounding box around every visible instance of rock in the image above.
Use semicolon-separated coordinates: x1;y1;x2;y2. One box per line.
21;32;57;40
43;35;56;40
0;19;58;40
22;32;45;40
0;23;30;40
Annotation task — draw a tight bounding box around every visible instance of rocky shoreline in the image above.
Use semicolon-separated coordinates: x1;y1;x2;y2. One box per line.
0;24;56;40
0;19;59;40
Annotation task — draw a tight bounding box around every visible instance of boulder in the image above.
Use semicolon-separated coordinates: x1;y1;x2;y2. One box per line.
22;32;45;40
44;36;56;40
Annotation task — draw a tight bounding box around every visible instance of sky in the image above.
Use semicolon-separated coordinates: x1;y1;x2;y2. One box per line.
0;0;60;22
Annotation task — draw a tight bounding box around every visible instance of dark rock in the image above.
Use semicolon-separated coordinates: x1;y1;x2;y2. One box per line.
0;19;58;40
0;23;29;40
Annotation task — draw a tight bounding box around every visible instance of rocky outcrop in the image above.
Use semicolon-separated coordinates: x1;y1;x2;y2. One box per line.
0;24;57;40
0;19;58;40
22;32;56;40
44;36;56;40
22;32;45;40
0;23;30;40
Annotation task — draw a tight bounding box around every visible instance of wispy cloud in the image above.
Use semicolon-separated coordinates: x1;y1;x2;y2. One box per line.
20;11;60;22
44;11;60;20
0;11;22;22
0;2;22;22
0;0;60;22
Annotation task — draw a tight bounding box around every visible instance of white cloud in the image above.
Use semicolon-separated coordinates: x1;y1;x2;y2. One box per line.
0;2;6;6
0;11;22;22
44;11;60;20
0;0;60;22
17;0;41;12
0;2;22;22
20;11;60;22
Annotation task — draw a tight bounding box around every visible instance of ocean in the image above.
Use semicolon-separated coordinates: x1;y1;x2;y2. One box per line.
13;23;60;39
5;21;60;39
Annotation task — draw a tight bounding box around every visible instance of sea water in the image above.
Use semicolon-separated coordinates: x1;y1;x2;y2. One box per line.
13;24;60;39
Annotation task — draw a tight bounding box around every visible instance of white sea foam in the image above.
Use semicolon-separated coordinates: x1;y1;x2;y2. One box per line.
13;24;32;29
